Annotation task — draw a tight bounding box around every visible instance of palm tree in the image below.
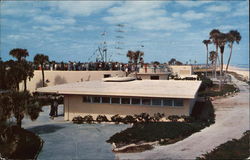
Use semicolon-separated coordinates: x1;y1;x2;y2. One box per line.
34;54;49;87
9;48;29;62
209;51;216;65
20;60;34;91
217;33;227;90
209;29;221;78
0;95;12;123
202;39;211;77
225;30;241;73
3;91;42;127
126;50;144;79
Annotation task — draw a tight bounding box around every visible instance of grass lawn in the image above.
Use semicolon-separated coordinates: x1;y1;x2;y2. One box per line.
197;130;250;160
0;125;43;159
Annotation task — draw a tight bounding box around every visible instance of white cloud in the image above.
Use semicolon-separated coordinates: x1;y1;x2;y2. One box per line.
33;25;64;32
103;1;190;31
33;15;76;25
232;1;249;16
49;1;118;17
173;10;209;21
176;1;212;7
206;5;230;12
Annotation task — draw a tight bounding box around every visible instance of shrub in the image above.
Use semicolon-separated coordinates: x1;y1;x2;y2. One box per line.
83;115;94;124
153;113;165;122
168;115;180;122
134;113;153;123
72;116;83;124
180;115;195;123
199;75;213;91
122;115;136;124
111;114;123;124
96;115;109;123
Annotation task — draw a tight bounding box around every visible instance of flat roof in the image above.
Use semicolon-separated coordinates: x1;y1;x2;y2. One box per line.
36;80;201;99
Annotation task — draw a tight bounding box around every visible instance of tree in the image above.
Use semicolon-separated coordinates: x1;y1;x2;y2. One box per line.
4;60;24;91
209;29;221;78
126;50;144;79
203;39;211;77
34;54;49;87
217;33;227;90
209;51;216;65
225;30;241;73
0;91;42;128
9;48;29;62
20;60;34;91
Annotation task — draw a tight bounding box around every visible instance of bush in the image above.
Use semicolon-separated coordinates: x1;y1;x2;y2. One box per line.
134;113;153;123
72;116;83;124
153;113;165;122
96;115;109;123
111;114;123;124
180;115;195;123
122;115;136;124
168;115;180;122
199;75;213;91
83;115;94;124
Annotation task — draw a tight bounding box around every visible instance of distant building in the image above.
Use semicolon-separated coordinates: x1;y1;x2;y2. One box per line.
37;79;201;120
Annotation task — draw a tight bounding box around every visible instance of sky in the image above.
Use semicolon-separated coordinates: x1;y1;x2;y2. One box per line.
0;0;249;65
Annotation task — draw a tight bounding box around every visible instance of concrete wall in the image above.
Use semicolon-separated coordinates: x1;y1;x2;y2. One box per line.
138;74;169;80
64;95;191;121
20;70;125;92
169;65;193;76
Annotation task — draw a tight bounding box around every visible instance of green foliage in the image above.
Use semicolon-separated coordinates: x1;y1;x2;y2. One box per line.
122;115;136;124
0;125;42;159
198;75;213;91
197;130;249;160
153;113;165;122
72;116;83;124
180;115;195;123
191;100;215;124
96;115;109;123
134;113;153;123
83;115;94;124
107;122;204;145
198;84;239;97
0;91;42;127
111;114;123;124
168;115;180;122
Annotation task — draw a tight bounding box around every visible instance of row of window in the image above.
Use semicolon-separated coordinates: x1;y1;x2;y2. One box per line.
82;96;184;107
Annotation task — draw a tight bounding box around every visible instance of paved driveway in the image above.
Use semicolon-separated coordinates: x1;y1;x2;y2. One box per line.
23;106;128;160
116;75;249;159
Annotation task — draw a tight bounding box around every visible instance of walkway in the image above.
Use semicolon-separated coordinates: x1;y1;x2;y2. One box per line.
23;106;128;160
117;76;249;159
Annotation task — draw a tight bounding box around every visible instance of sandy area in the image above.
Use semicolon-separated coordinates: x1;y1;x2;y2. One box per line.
226;65;249;80
116;75;249;159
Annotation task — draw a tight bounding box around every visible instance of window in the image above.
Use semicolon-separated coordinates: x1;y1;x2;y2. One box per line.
121;98;130;104
102;97;110;103
163;99;173;106
131;98;140;105
152;98;162;106
92;96;101;103
174;99;183;107
142;98;151;105
150;76;159;80
82;96;92;103
111;97;120;104
104;74;111;78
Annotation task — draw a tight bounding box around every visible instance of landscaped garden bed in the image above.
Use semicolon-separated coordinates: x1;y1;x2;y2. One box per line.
197;130;250;160
0;125;43;159
103;99;215;153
